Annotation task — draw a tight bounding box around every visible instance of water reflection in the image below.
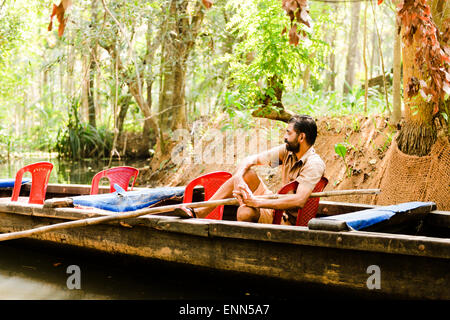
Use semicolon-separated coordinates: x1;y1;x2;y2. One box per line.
0;155;148;185
0;240;289;300
0;272;107;300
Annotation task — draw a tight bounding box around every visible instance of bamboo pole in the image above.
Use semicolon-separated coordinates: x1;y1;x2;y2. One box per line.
0;189;380;242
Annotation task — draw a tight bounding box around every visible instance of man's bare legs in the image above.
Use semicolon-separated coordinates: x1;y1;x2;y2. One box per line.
195;169;263;221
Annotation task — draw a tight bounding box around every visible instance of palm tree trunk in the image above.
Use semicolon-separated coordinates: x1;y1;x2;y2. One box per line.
391;18;402;124
396;0;449;155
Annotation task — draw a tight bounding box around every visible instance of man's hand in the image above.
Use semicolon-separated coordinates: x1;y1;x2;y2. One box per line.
232;184;260;208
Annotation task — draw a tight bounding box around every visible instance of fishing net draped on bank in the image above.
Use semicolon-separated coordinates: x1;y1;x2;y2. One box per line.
376;137;450;211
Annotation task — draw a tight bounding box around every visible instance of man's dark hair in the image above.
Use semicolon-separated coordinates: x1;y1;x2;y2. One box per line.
288;115;318;145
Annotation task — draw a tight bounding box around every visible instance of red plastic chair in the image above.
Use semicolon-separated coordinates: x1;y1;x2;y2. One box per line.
90;166;139;195
11;162;54;204
272;176;329;226
183;171;232;220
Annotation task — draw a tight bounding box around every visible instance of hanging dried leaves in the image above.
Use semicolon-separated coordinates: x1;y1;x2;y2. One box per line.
442;18;450;45
281;0;311;46
201;0;213;9
397;0;450;116
48;0;72;37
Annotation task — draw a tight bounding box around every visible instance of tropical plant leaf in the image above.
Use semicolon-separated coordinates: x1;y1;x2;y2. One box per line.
334;143;347;160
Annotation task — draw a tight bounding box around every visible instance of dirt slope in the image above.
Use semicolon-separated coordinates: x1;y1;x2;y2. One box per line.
136;115;449;209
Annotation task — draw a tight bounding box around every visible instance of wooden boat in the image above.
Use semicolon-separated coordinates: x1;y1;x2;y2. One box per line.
0;183;449;299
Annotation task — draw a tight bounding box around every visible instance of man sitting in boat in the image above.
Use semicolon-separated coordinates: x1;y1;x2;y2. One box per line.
182;114;326;225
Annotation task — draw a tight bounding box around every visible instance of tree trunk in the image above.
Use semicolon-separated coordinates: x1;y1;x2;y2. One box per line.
87;57;96;128
396;0;449;156
158;0;205;144
251;75;293;123
81;55;89;122
432;0;450;133
370;28;378;79
146;20;154;113
116;96;131;138
326;15;337;92
397;33;436;156
323;4;337;92
343;1;361;94
391;18;402;124
87;0;98;128
302;65;311;90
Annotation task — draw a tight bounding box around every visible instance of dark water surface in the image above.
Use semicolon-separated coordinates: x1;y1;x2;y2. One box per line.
0;239;377;301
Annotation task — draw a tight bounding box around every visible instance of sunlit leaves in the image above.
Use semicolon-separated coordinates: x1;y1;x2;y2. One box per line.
218;0;329;122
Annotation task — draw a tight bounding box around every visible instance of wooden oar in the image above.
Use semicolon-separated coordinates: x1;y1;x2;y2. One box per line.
0;188;380;242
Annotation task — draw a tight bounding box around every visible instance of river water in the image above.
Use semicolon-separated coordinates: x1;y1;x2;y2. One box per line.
0;154;149;185
0;238;369;301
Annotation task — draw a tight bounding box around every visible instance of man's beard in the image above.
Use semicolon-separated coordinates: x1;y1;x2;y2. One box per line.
285;140;300;153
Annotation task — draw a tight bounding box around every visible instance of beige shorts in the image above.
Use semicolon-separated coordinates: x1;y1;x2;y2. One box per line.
253;181;292;225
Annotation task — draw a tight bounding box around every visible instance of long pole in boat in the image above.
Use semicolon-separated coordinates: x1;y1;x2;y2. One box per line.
0;188;380;241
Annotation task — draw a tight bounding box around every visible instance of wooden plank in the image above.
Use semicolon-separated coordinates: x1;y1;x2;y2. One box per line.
425;210;450;228
43;197;74;208
0;200;178;229
1;199;450;259
318;200;378;216
208;220;450;259
154;218;211;238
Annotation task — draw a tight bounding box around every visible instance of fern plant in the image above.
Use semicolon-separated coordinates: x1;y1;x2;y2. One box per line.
54;99;113;160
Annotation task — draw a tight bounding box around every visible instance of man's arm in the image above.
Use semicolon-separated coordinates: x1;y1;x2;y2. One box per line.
232;154;268;203
233;145;285;200
240;156;325;210
240;183;313;210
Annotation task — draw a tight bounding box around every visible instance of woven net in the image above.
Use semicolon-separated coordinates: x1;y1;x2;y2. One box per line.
375;137;450;211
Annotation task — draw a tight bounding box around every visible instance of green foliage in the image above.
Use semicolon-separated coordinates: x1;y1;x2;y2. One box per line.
54;100;113;160
284;86;388;117
219;0;323;116
334;142;351;177
0;0;420;162
334;143;347;159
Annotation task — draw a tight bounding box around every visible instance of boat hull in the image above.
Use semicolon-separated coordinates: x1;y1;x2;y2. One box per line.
0;201;449;299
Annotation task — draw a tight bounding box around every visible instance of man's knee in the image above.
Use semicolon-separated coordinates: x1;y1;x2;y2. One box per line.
233;169;260;191
236;206;259;222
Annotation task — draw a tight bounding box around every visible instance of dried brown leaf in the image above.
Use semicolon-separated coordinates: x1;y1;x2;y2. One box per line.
202;0;213;9
289;24;299;46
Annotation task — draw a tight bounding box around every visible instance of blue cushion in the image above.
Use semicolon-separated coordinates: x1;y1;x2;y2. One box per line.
72;186;185;212
315;201;435;231
0;178;32;188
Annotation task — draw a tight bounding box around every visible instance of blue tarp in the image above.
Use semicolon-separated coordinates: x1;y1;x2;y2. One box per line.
316;201;434;231
72;184;186;212
0;178;32;188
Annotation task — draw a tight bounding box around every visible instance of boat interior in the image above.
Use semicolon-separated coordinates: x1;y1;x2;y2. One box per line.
0;182;449;239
